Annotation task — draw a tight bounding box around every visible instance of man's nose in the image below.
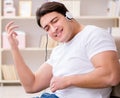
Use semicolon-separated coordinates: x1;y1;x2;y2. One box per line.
50;25;57;33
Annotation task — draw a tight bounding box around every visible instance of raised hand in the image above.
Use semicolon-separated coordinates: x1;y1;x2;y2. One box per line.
5;21;19;49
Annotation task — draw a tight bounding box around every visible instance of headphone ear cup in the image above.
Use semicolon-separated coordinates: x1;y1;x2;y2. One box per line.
65;11;73;20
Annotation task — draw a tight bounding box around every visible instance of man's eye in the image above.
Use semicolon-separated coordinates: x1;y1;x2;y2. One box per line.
45;27;49;31
52;19;58;23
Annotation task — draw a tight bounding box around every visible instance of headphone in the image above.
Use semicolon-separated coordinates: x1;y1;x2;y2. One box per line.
65;11;73;20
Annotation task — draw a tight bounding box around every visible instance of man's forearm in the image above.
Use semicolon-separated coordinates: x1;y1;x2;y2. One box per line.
11;48;35;91
67;67;119;88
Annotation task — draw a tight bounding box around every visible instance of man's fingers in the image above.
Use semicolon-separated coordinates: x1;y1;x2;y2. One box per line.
5;21;19;33
5;21;14;31
7;25;19;34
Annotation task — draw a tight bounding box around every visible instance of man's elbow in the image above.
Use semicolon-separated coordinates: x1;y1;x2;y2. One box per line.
24;87;35;93
23;85;40;94
108;73;120;86
24;85;45;94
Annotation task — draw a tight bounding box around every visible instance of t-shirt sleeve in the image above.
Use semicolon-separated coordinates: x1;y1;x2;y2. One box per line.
86;28;117;59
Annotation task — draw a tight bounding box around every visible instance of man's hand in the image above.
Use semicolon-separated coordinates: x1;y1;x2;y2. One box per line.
50;76;71;92
5;21;19;49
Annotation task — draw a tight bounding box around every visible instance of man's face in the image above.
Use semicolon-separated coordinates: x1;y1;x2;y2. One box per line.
40;12;73;42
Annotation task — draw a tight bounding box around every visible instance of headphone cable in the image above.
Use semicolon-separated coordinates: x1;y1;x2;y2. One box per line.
45;34;48;61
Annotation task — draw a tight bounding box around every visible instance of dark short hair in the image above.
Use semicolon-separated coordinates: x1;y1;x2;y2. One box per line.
36;2;68;27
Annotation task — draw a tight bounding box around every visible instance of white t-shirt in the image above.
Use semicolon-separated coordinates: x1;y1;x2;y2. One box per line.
46;25;117;98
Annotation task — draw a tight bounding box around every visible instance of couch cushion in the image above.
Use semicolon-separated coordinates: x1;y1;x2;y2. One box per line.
110;84;120;97
110;57;120;97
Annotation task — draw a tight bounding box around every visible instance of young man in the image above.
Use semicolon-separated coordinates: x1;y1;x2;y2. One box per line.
5;2;120;98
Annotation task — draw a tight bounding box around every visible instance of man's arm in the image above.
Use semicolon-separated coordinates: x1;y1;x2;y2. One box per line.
70;51;120;87
50;51;120;92
9;36;53;93
5;21;53;93
14;52;53;93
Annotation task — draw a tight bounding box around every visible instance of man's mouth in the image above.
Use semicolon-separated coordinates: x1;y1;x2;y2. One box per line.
55;29;63;37
55;35;57;37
